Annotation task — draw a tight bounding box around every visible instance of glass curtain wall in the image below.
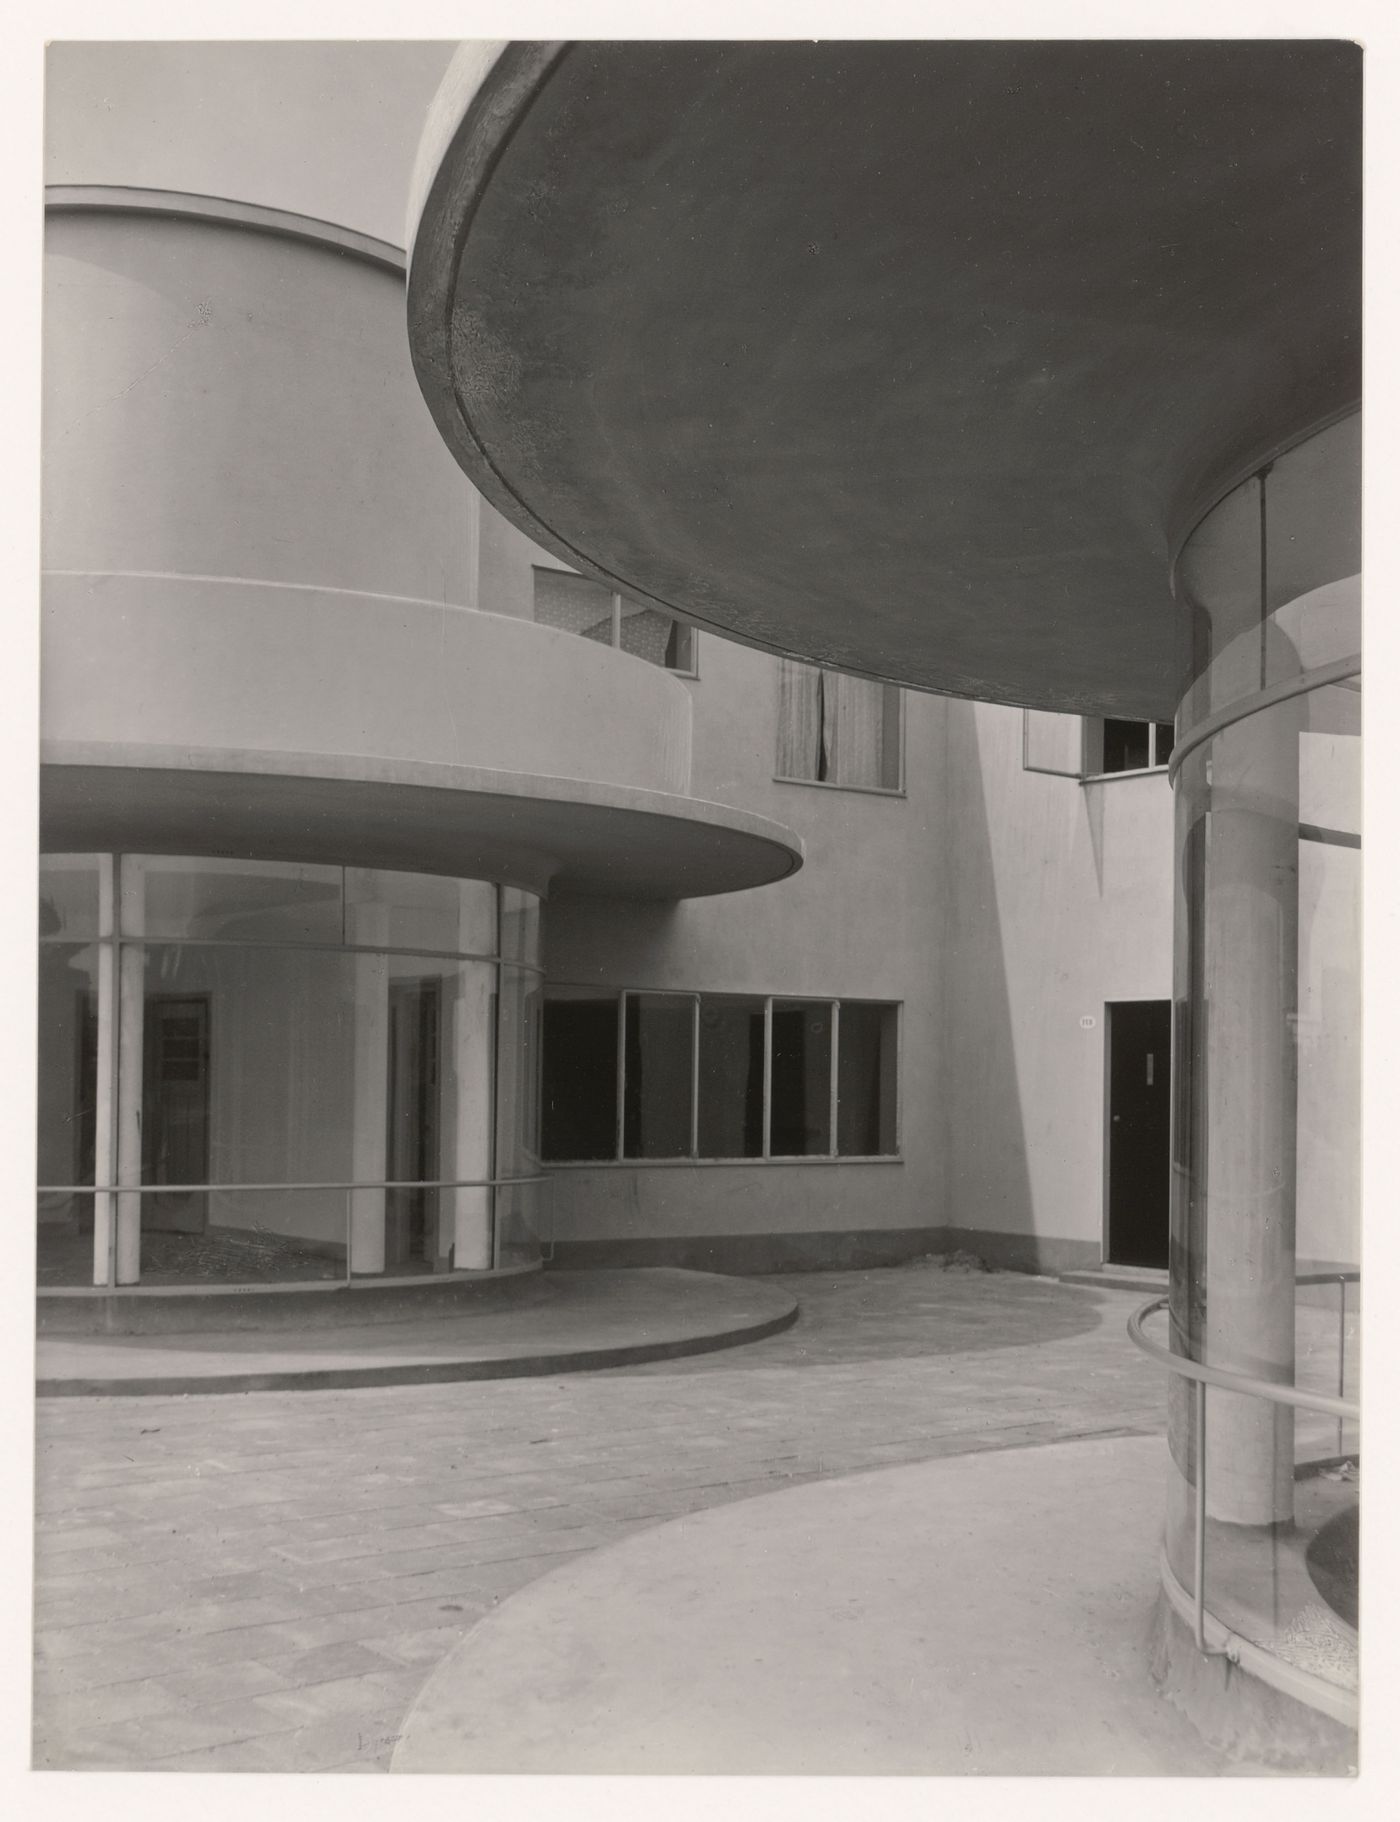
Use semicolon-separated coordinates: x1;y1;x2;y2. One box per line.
36;857;545;1288
1165;412;1360;1702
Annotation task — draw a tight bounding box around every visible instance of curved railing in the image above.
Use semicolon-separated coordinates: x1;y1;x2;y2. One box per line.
1129;1274;1359;1722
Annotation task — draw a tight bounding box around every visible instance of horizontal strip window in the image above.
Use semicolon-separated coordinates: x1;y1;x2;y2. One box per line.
542;989;899;1164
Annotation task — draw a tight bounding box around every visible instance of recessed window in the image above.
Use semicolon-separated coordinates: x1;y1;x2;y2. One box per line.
1022;711;1175;778
1082;718;1175;775
533;567;697;673
776;660;902;791
542;989;899;1162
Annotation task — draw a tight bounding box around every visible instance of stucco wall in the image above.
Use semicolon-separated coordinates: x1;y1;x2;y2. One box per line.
44;210;472;604
544;632;949;1257
940;700;1175;1260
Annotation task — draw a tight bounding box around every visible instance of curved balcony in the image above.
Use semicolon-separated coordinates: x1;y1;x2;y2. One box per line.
41;574;801;898
41;187;802;900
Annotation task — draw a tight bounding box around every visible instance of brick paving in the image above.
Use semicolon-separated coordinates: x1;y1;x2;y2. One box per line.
31;1264;1167;1772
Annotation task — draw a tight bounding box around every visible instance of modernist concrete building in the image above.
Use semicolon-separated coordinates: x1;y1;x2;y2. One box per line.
37;39;1360;1761
400;38;1362;1759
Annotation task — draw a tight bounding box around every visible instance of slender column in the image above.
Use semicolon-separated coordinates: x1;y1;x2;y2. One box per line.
448;958;494;1269
348;903;389;1274
90;854;117;1286
1197;694;1301;1526
115;858;144;1285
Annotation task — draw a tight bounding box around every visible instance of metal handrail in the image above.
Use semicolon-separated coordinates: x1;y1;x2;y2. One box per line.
36;1174;546;1194
1127;1287;1359;1422
1129;1275;1359;1673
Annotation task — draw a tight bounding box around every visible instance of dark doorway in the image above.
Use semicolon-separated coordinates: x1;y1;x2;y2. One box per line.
142;994;211;1233
1106;999;1171;1268
386;977;442;1269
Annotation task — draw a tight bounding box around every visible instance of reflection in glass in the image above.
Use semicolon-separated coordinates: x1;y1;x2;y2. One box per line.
133;855;344;943
697;996;765;1159
623;994;694;1159
39;854;104;940
770;1000;832;1157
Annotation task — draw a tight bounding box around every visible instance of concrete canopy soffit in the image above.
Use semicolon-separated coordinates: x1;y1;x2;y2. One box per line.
407;40;1361;722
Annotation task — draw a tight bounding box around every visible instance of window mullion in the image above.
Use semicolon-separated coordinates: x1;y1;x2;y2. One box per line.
762;998;773;1159
690;994;700;1158
829;999;840;1158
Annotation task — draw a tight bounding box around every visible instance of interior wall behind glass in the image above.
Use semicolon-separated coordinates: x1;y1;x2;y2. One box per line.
139;943;354;1250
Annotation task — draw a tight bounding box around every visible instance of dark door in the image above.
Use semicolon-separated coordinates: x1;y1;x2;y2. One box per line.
142;994;211;1233
1107;1000;1171;1268
385;978;442;1269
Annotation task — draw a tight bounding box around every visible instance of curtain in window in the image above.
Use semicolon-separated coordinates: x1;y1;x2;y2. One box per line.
777;660;825;779
827;674;886;788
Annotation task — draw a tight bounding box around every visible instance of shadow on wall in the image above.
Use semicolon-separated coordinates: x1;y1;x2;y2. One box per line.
940;699;1036;1247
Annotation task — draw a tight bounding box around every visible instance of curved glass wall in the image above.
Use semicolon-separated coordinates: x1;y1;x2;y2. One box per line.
37;856;544;1288
1163;415;1360;1706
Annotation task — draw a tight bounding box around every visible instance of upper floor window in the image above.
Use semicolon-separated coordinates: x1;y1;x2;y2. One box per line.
776;660;902;793
1022;711;1174;779
1083;718;1175;775
532;567;697;673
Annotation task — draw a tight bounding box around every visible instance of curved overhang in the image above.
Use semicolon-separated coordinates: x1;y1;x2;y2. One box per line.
40;745;804;901
407;41;1361;721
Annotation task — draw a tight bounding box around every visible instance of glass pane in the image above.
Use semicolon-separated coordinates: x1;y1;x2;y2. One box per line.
533;567;614;643
495;965;542;1182
137;1188;348;1285
837;1002;898;1156
38;942;100;1187
1153;722;1176;767
828;674;899;790
665;620;697;672
618;598;680;667
697;995;765;1158
39;854;104;939
131;855;343;943
1101;719;1151;773
499;888;542;967
770;1000;832;1157
344;868;496;955
543;990;619;1161
1022;710;1083;777
494;1178;551;1268
37;1193;99;1287
137;943;356;1188
623;994;694;1159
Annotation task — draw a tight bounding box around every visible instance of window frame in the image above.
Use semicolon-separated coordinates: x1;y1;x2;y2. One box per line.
773;660;906;796
531;564;699;677
1021;710;1175;781
541;986;903;1165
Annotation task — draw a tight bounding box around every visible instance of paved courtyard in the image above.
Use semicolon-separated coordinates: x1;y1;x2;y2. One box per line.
32;1264;1166;1772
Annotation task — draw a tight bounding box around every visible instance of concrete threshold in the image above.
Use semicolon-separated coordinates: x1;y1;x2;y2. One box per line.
34;1268;799;1398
